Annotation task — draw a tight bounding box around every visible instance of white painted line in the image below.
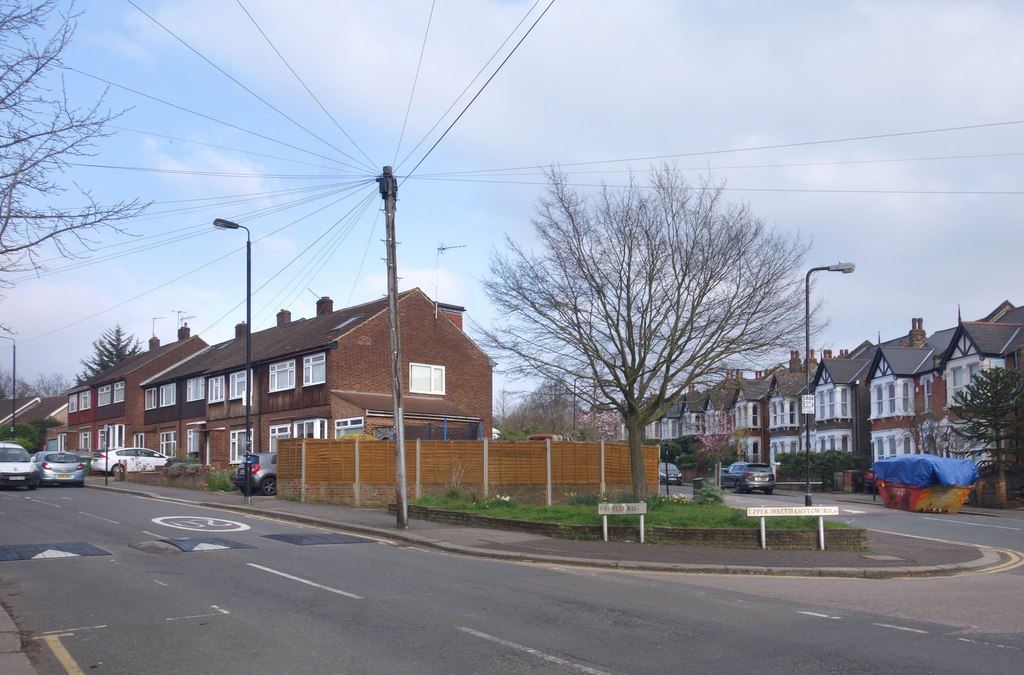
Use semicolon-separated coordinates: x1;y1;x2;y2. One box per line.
77;511;120;525
247;563;363;599
27;498;62;509
166;606;231;622
922;517;1021;531
843;509;866;514
458;627;612;675
873;623;928;634
798;611;841;620
41;625;107;635
142;530;161;538
154;580;169;586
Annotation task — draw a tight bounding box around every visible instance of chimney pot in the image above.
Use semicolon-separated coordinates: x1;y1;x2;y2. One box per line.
149;336;160;351
277;309;292;326
178;324;191;341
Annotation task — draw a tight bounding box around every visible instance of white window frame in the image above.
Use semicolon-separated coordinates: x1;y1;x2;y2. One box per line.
114;381;125;403
80;390;91;410
145;388;158;410
68;394;78;413
840;387;849;417
409;363;445;395
230;371;247;400
186;377;205;402
79;432;91;451
160;430;177;456
134;432;146;447
229;429;250;464
269;424;291;452
98;385;112;407
160;383;176;407
269;359;296;393
334;417;365;438
208;376;225;403
187;429;202;457
303;353;326;386
294;418;327;439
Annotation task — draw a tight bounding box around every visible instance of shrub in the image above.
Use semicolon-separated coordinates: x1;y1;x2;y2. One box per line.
481;495;518;509
167;462;204;478
206;468;237;492
692;483;726;505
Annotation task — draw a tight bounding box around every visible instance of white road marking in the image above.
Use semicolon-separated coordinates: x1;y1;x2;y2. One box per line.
27;498;61;508
843;509;866;514
77;511;120;525
166;606;231;621
154;580;169;586
798;611;841;620
873;623;928;634
458;627;612;674
32;549;79;559
247;563;363;599
922;517;1021;531
153;516;250;532
40;625;107;635
193;543;230;551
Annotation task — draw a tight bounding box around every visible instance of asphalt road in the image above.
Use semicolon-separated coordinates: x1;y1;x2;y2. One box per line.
2;487;1022;674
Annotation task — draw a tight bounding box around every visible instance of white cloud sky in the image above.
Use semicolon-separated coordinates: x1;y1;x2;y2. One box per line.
3;0;1022;396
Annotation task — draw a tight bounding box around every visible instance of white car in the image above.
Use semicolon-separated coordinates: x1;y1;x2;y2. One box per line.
0;441;40;490
91;447;170;477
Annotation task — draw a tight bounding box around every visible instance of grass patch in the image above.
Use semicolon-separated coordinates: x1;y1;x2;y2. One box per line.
409;494;847;530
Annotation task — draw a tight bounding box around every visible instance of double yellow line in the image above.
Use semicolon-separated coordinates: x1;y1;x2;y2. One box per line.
958;547;1024;576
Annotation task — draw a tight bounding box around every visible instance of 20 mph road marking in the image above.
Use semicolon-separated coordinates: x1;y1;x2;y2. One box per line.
247;563;362;599
458;627;612;674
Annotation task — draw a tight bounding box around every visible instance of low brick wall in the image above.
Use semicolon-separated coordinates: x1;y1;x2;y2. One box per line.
397;505;866;550
124;471;208;491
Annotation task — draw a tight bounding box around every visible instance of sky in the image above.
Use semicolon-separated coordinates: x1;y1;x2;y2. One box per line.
2;0;1023;399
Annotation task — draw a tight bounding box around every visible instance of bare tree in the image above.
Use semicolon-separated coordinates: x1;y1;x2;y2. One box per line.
1;0;146;305
478;166;809;498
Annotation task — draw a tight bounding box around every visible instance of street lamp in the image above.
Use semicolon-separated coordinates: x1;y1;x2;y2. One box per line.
214;218;253;505
804;262;855;506
0;335;14;435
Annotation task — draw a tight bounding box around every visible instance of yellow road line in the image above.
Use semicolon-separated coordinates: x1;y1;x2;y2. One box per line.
38;633;84;675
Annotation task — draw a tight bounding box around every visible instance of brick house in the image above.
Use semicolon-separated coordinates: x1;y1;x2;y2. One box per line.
52;326;207;453
809;349;873;467
141;288;493;467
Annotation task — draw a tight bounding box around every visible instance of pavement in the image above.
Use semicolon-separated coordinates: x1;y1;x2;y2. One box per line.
3;479;1022;673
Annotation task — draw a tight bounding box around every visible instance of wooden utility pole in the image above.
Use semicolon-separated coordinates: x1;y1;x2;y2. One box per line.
378;166;408;528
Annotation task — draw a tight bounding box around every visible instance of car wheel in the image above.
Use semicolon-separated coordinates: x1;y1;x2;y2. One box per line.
27;482;37;491
259;476;277;497
75;481;85;487
764;488;774;495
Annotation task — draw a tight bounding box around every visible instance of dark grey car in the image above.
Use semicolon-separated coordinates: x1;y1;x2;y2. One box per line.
233;453;277;496
721;462;775;494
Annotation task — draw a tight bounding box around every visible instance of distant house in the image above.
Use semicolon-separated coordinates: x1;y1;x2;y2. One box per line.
140;289;493;466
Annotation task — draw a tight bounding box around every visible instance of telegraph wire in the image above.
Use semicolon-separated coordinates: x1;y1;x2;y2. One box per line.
234;0;376;170
393;0;437;167
124;0;375;173
400;0;557;182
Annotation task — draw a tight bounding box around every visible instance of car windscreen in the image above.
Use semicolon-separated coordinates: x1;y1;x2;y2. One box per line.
0;448;30;462
45;453;80;463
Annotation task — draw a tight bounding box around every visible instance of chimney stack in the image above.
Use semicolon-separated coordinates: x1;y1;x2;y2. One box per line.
277;309;292;326
807;349;817;374
908;317;927;348
235;322;247;339
178;324;191;341
316;296;334;316
789;350;802;374
149;335;160;351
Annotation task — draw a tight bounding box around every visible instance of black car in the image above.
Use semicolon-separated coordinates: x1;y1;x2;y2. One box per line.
721;462;775;494
659;462;683;485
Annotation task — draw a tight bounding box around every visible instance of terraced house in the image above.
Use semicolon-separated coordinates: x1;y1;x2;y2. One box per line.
138;289;492;467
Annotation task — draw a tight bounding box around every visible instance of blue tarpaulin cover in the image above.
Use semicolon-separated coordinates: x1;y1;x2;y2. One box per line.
872;455;979;488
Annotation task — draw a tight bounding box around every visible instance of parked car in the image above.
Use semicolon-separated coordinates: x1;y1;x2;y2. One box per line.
31;451;86;487
659;462;683;485
233;453;277;496
91;447;171;477
0;441;39;490
721;462;775;494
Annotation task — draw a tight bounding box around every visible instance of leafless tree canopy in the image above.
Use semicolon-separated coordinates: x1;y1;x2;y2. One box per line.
1;0;146;288
478;166;809;496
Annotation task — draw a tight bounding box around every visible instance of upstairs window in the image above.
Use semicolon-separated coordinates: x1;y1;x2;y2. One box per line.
901;382;911;414
303;353;326;386
114;381;125;403
230;371;247;400
951;367;964;399
874;385;883;416
886;383;896;414
269;360;296;392
68;394;78;413
80;390;91;410
840;387;849;417
160;383;176;407
145;388;158;410
410;363;445;394
98;385;112;407
208;376;225;403
186;377;205;402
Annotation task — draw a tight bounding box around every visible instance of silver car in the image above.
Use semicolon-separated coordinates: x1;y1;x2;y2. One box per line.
31;451;86;487
233;452;277;496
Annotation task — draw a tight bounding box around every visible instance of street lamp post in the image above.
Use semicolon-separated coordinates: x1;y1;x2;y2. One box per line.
804;262;855;507
0;335;13;435
214;218;253;505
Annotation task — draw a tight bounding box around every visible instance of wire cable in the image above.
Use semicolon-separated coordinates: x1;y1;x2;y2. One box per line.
392;0;436;167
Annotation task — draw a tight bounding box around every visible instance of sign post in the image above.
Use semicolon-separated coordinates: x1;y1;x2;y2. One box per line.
746;506;839;550
598;502;648;543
